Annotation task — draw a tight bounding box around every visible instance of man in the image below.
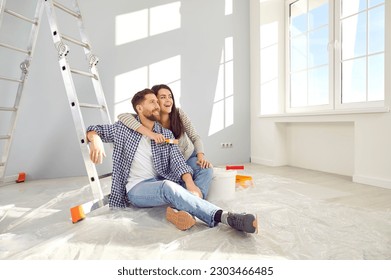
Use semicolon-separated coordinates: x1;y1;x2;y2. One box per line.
87;88;258;233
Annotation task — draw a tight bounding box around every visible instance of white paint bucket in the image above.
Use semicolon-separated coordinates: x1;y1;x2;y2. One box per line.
206;168;237;202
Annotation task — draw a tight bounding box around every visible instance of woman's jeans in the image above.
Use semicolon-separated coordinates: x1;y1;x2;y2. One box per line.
186;151;213;199
127;178;220;227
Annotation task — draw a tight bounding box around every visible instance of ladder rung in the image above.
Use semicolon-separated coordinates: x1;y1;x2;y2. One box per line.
0;42;30;54
61;34;89;49
0;135;11;140
4;8;38;24
0;75;23;83
79;103;104;109
53;1;80;18
0;107;17;112
70;68;97;79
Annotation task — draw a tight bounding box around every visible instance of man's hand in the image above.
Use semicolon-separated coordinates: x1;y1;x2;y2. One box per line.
150;132;165;144
87;131;106;164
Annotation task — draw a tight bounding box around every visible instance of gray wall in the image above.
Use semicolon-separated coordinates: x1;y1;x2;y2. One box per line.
2;0;250;180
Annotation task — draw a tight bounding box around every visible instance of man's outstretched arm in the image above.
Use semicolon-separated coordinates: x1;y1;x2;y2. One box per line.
86;123;115;164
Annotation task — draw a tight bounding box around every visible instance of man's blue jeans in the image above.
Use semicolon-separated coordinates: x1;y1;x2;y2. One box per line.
186;151;213;199
127;178;220;227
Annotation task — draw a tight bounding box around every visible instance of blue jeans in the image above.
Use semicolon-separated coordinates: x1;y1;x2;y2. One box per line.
186;151;213;199
127;178;220;227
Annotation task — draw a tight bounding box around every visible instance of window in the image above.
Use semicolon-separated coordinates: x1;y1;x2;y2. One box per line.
287;0;385;113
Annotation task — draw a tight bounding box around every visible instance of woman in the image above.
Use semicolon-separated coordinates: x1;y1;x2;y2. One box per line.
118;84;213;199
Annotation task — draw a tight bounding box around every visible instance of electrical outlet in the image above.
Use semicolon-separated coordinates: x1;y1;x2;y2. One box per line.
221;142;233;148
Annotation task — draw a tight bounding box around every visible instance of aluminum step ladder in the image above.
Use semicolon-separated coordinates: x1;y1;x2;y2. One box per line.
0;0;44;184
0;0;111;221
44;0;112;215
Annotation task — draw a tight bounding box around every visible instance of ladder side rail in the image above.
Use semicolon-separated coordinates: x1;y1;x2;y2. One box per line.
0;0;6;29
0;0;45;182
72;0;112;126
44;0;104;203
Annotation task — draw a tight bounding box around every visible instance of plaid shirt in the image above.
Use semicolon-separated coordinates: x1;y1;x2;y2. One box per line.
87;120;193;208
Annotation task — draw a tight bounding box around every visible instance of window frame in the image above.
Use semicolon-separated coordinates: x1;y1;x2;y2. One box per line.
284;0;388;114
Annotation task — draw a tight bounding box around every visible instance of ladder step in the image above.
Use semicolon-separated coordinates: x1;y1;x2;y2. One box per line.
70;68;97;79
4;8;38;24
0;75;23;83
79;103;104;109
0;107;17;112
61;34;89;49
0;135;11;140
0;42;30;54
53;1;80;18
0;162;5;167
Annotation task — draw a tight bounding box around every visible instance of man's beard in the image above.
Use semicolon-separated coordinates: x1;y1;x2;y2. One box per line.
145;110;160;121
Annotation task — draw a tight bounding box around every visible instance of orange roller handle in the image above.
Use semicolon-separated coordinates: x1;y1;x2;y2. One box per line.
165;139;179;144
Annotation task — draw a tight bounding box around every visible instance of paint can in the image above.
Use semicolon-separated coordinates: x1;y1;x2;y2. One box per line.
206;167;237;202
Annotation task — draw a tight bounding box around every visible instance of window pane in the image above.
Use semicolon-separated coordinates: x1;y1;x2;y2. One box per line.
342;57;366;103
308;66;329;105
309;0;328;30
341;0;366;18
341;12;366;60
290;0;308;37
368;6;384;54
368;54;384;101
369;0;384;7
291;71;307;107
291;34;307;72
309;26;328;67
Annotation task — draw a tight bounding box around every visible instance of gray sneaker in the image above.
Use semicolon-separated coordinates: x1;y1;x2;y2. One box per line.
227;213;258;234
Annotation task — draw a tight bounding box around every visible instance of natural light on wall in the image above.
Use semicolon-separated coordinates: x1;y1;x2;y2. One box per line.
208;37;234;136
114;56;181;118
225;0;233;15
115;2;181;45
260;21;279;115
149;55;182;107
114;67;148;116
114;2;182;118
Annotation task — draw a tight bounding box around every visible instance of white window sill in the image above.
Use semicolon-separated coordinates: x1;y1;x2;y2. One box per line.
257;106;390;122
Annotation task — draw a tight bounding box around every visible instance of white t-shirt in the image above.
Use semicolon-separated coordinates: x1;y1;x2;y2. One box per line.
126;135;158;192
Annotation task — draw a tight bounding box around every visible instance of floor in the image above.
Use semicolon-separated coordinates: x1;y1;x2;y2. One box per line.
0;164;390;260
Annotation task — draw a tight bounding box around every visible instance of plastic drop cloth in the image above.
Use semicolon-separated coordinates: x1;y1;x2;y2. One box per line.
1;166;391;260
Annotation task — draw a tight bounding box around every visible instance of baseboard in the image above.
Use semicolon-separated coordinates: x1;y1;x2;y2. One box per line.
250;156;284;167
353;174;391;190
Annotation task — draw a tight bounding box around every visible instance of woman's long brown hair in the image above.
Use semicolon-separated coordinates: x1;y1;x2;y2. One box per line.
151;84;184;139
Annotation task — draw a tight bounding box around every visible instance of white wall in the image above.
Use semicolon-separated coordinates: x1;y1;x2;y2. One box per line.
250;0;391;189
2;0;251;180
